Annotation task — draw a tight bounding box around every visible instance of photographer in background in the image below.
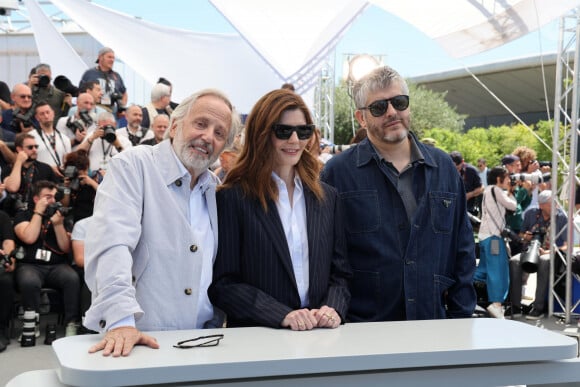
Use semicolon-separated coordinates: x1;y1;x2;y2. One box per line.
31;102;71;179
79;47;127;114
509;190;567;320
0;84;36;142
3;133;58;216
13;180;79;339
474;166;517;319
56;93;97;150
67;81;106;119
116;105;154;146
61;150;98;224
0;209;16;352
76;111;132;172
28;64;71;122
450;151;484;217
502;154;533;257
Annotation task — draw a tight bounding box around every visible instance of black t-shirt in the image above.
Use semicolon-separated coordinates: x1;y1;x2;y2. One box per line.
0;210;15;244
16;160;57;203
1;161;58;218
70;184;96;224
13;210;68;265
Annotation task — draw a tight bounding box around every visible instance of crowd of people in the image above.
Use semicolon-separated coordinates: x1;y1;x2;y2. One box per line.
0;49;560;357
0;47;175;352
450;145;558;320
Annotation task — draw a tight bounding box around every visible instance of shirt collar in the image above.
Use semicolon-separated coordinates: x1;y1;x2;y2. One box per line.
271;170;303;192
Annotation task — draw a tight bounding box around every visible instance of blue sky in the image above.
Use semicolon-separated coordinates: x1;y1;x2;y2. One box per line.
91;0;561;79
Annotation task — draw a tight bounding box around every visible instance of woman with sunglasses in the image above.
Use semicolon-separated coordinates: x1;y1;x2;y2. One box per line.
208;89;351;330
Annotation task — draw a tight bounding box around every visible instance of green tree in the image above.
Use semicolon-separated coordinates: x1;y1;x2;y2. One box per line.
332;80;356;145
423;121;555;168
407;83;466;138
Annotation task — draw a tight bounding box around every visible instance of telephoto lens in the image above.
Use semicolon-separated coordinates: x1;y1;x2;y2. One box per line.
44;324;57;345
21;309;37;347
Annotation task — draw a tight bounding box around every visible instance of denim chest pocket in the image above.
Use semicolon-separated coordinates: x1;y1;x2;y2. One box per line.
429;191;456;234
340;190;380;234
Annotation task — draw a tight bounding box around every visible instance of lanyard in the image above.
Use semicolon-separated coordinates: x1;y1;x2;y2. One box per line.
19;163;37;200
100;138;114;162
37;129;64;166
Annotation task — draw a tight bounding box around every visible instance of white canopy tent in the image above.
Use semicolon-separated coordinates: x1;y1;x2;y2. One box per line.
2;0;579;112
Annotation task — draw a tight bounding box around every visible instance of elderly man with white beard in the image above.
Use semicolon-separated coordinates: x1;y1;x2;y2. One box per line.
83;89;240;357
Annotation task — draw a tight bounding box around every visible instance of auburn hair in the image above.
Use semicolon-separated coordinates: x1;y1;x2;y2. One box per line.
221;89;323;210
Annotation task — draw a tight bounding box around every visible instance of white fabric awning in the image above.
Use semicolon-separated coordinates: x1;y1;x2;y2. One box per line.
371;0;578;58
50;0;284;112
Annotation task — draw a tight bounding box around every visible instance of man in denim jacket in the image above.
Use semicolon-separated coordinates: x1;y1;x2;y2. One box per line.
322;66;476;321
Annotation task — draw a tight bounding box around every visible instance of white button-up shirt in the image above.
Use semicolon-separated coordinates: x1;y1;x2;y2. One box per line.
272;172;309;307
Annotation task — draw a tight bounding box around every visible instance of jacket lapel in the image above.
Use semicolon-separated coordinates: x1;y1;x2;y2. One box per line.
255;199;297;285
304;187;321;288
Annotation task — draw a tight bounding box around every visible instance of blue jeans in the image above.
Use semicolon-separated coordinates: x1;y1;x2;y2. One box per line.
474;236;510;303
15;263;80;324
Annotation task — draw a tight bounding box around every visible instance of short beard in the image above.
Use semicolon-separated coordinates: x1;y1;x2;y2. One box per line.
173;129;218;176
382;128;408;144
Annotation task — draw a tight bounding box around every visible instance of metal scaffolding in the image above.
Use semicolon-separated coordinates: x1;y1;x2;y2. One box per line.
313;55;335;144
549;8;580;323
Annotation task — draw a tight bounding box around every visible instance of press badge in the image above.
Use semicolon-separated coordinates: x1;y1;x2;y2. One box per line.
99;160;108;171
35;249;51;262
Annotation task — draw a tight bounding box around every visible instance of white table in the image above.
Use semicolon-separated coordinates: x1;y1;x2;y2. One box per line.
7;319;580;387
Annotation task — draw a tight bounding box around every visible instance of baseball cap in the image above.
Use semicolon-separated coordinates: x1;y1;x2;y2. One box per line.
95;47;114;63
449;151;462;165
501;154;520;166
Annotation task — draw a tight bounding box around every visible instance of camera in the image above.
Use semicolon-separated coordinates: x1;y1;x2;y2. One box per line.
102;124;117;143
78;110;93;126
9;193;28;212
63;165;80;191
66;118;85;134
11;107;35;130
501;226;522;243
510;171;551;186
37;74;50;88
110;92;126;113
520;232;545;273
44;202;71;218
2;246;25;267
1;251;11;267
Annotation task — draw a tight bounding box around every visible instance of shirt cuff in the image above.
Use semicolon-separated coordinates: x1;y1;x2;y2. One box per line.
108;315;136;331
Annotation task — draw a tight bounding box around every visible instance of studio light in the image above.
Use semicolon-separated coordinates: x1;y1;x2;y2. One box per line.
346;54;381;83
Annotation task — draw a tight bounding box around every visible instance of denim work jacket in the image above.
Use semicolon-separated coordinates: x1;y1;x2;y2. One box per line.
322;135;476;321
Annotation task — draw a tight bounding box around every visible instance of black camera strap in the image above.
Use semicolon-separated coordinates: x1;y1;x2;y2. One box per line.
36;128;66;167
100;138;114;161
485;186;508;232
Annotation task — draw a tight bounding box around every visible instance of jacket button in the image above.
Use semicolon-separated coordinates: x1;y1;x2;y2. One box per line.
175;179;182;187
184;288;192;295
190;245;198;252
99;320;106;328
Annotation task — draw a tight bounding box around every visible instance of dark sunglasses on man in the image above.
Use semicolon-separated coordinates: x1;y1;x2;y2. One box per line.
359;95;409;117
272;124;315;140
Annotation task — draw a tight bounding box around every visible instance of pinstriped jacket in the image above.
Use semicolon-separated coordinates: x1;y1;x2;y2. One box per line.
208;182;352;328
